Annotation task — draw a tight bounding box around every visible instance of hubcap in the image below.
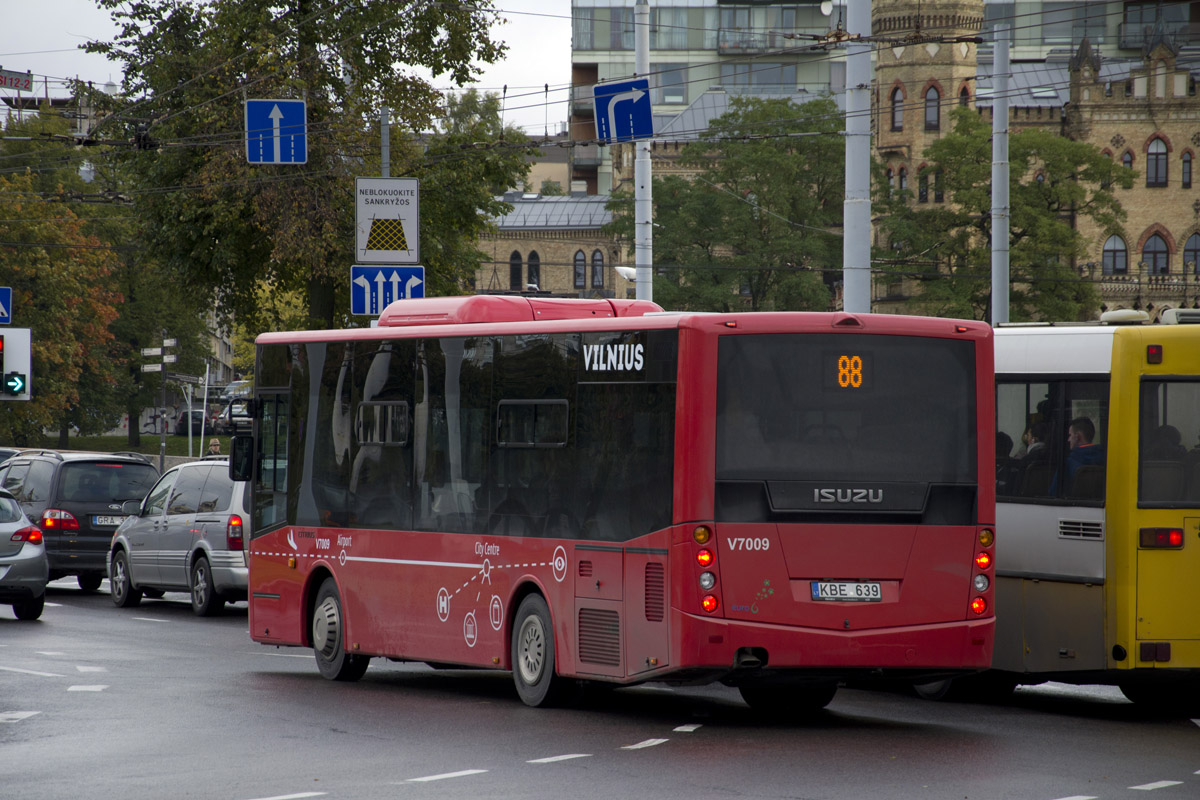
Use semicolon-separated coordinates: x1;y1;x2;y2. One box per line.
313;597;340;659
114;559;126;598
192;564;209;606
517;615;545;685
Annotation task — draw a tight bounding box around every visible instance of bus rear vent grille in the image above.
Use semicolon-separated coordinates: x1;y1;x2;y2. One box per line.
645;563;665;622
578;560;593;578
578;608;620;666
1059;520;1104;539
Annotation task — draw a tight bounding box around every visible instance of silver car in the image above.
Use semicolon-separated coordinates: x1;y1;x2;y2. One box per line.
0;487;49;620
108;459;248;616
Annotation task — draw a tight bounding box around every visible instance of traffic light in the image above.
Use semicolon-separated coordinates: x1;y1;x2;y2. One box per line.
0;329;31;399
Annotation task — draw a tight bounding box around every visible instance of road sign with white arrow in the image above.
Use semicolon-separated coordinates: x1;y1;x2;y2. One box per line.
245;98;307;164
593;78;653;145
351;265;425;316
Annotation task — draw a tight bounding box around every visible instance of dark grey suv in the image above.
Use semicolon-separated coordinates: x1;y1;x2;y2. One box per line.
0;451;159;591
108;458;249;615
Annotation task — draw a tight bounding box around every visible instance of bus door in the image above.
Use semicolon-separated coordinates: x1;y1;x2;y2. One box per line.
573;543;624;677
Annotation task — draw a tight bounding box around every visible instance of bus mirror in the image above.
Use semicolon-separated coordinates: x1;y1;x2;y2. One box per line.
230;435;254;482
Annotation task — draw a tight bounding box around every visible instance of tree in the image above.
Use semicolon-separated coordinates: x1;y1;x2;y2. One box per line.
609;96;840;312
86;0;518;332
876;107;1132;321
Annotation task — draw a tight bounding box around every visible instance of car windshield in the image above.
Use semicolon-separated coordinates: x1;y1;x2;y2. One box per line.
60;462;160;503
0;493;22;522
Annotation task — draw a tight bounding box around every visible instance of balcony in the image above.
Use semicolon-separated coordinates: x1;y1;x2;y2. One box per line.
718;29;785;55
574;143;602;167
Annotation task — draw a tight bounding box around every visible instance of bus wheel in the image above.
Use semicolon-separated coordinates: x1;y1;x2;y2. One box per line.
739;682;837;716
511;594;568;707
312;578;370;682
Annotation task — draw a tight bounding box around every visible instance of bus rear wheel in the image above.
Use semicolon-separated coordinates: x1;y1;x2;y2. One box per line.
511;594;569;707
312;578;370;682
739;682;837;716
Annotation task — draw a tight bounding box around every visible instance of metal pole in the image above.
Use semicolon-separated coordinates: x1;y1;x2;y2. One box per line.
991;25;1010;325
160;329;167;472
842;0;872;314
381;106;390;178
634;0;653;302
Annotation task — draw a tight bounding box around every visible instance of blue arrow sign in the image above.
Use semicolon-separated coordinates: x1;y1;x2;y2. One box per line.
351;265;425;315
0;286;10;324
245;99;307;164
593;79;653;144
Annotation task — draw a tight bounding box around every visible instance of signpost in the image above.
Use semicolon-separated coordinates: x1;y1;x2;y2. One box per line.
593;78;653;144
351;265;425;315
245;99;307;164
355;177;419;264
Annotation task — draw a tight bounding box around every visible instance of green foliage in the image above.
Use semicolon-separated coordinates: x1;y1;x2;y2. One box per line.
876;107;1131;321
609;96;838;312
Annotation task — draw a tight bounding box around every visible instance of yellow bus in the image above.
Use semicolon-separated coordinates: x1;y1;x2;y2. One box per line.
925;311;1200;708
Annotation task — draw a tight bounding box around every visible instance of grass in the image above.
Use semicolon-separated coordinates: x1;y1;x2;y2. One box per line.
15;433;231;459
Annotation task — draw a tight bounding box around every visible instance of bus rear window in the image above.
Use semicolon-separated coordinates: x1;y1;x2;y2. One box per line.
716;334;977;520
1139;380;1200;506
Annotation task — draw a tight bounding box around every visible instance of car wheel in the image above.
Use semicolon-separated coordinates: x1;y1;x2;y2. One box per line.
511;594;570;707
190;556;224;617
110;551;142;608
77;573;103;593
13;594;45;621
312;578;370;681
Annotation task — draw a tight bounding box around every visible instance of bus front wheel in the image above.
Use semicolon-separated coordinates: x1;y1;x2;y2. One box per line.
312;578;370;682
511;594;569;707
739;682;837;716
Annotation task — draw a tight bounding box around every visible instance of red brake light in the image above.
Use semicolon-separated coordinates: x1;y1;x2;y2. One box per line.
1140;527;1184;548
226;514;244;551
696;548;714;567
1146;344;1163;364
701;595;719;613
971;597;987;615
975;552;992;569
41;509;80;531
11;526;42;545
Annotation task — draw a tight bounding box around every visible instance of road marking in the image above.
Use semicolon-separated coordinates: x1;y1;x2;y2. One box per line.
255;651;313;659
674;724;702;732
36;651;66;656
527;754;592;764
0;711;40;723
67;685;109;692
0;666;65;677
241;793;327;800
406;769;488;782
76;665;107;673
44;602;62;607
1051;796;1098;800
621;738;668;750
1130;782;1183;791
133;617;169;623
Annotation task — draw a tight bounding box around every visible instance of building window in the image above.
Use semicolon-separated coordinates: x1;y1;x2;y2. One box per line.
918;173;929;203
1102;235;1127;275
509;251;522;292
1143;233;1169;274
651;8;688;50
610;8;634;50
898;167;908;192
651;63;688;105
959;86;969;107
527;251;540;291
1122;151;1133;169
934;170;945;202
925;86;940;131
1183;152;1192;189
591;249;605;289
891;87;904;131
572;8;595;50
1185;234;1200;274
886;168;894;196
1147;138;1168;187
573;250;586;289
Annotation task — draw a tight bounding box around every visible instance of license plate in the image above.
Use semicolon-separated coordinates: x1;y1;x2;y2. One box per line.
811;581;882;602
93;515;125;527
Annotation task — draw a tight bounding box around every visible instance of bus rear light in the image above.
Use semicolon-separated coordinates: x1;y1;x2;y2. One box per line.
696;548;713;567
41;509;79;531
1140;527;1183;548
692;525;712;545
973;574;990;592
978;529;994;547
11;526;42;544
975;552;992;569
226;515;245;551
699;571;716;590
970;597;987;615
1146;344;1163;364
701;595;719;613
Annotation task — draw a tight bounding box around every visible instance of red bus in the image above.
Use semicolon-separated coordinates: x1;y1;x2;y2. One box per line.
233;295;995;710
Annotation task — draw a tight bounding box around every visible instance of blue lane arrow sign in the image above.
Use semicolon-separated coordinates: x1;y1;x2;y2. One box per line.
245;99;307;164
593;78;653;144
351;265;425;315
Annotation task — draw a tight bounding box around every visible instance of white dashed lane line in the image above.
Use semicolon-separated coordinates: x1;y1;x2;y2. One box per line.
0;711;40;723
76;665;107;673
404;769;488;783
1130;782;1184;791
674;724;702;732
67;685;109;692
620;738;669;750
242;793;327;800
1051;795;1098;800
132;617;169;623
0;666;65;677
527;754;592;764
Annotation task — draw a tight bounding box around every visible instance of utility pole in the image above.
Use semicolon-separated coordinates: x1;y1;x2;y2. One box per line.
381;106;390;178
991;25;1011;325
842;0;872;314
634;0;653;302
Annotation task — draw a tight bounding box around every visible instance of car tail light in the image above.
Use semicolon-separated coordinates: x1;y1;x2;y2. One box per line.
41;509;79;531
226;514;244;551
11;526;42;545
1140;527;1184;548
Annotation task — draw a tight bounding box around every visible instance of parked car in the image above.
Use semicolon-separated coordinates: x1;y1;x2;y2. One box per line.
219;380;252;404
108;459;249;616
0;447;20;465
174;408;208;436
214;400;253;435
0;487;48;620
0;450;159;591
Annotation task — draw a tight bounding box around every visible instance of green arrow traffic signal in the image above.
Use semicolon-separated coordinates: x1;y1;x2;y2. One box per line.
2;371;25;395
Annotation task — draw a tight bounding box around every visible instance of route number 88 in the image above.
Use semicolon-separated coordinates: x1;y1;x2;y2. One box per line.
837;355;863;388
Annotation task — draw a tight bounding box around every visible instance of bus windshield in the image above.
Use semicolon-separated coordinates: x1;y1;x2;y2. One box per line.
716;333;977;521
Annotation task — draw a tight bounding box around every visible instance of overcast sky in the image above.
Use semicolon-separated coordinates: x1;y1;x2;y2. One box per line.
0;0;573;132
